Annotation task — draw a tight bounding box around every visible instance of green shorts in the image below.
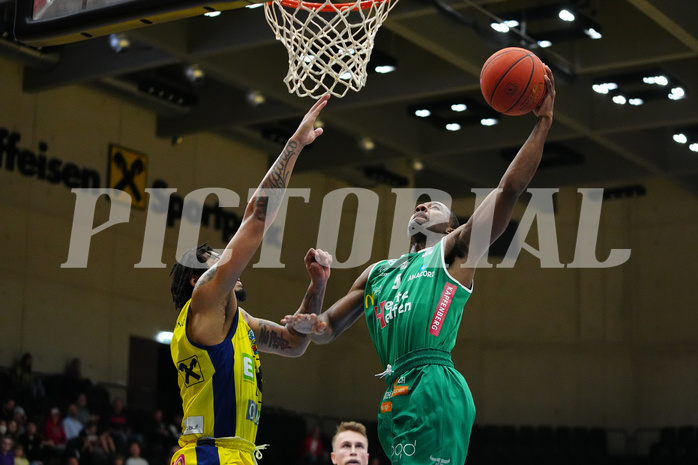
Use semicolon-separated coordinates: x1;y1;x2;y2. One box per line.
377;349;476;465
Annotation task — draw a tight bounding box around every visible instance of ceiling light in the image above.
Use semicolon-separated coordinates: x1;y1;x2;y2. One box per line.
490;22;510;33
369;50;397;74
558;9;575;21
673;133;688;144
584;28;602;39
643;75;669;86
245;2;265;8
594;68;688;105
628;98;644;106
480;118;498;126
247;89;265;106
612;95;627;105
592;83;617;94
339;71;352;81
411;159;424;171
359;137;376;151
109;33;130;53
690;143;698;153
204;10;221;17
537;40;553;48
156;331;173;344
374;65;396;74
409;97;498;130
668;87;686;100
314;119;324;129
184;64;205;84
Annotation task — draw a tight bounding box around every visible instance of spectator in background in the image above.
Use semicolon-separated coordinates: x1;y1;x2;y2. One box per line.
0;437;14;465
14;442;30;465
6;418;20;442
165;413;181;444
124;443;147;465
62;359;92;403
11;353;45;406
85;420;115;464
0;399;15;423
102;398;134;455
63;429;93;465
143;409;176;465
44;407;68;457
62;404;84;442
12;406;27;437
301;426;326;465
17;421;44;465
74;395;93;429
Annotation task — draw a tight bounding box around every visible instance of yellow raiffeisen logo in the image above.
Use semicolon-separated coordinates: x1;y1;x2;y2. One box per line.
108;144;148;209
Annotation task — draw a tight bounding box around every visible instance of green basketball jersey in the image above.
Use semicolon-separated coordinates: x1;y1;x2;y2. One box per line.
364;239;473;368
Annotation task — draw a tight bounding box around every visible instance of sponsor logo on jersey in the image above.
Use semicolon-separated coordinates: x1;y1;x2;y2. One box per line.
391;378;409;397
372;290;412;329
407;269;435;281
246;400;260;425
429;283;457;336
248;329;259;355
177;356;204;387
242;354;255;382
182;416;204;435
391;440;417;459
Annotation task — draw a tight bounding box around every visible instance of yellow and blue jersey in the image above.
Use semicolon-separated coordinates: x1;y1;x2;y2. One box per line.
171;300;263;447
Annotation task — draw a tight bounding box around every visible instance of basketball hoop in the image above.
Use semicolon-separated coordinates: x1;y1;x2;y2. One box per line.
264;0;400;98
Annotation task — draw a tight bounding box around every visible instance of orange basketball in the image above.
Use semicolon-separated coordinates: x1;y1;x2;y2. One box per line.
480;47;546;116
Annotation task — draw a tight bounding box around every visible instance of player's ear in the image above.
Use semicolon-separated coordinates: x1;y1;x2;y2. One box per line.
190;275;199;287
445;226;456;235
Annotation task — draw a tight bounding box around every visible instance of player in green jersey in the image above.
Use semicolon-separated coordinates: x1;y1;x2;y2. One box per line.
282;68;556;465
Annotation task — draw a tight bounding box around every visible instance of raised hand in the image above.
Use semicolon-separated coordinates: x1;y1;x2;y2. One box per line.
305;248;332;285
533;65;555;119
292;94;330;147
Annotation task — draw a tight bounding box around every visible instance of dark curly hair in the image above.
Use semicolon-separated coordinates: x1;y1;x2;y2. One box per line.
169;243;214;311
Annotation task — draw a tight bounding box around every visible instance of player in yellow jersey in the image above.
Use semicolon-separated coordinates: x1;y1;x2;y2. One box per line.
168;95;331;465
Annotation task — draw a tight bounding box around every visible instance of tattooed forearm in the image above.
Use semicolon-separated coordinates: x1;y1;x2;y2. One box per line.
253;140;299;217
258;323;292;351
265;140;298;190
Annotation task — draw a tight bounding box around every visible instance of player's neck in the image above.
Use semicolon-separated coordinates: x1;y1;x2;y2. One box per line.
409;232;442;253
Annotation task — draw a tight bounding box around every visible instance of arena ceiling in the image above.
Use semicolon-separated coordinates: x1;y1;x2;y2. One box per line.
3;0;698;198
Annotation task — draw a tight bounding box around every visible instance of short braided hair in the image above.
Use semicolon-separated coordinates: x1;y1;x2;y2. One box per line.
169;243;214;311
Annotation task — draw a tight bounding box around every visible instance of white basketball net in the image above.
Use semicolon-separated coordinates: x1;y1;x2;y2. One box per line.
264;0;400;98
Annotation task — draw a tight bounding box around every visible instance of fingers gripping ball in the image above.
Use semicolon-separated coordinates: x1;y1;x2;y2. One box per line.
480;47;546;116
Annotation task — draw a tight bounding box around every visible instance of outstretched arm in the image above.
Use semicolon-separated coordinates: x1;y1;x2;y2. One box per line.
281;264;372;344
243;249;332;357
189;95;330;344
445;67;556;284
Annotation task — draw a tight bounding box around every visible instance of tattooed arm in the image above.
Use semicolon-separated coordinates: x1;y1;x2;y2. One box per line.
242;249;332;357
188;96;330;346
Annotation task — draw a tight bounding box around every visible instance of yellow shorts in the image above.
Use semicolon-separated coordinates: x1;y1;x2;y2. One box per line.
170;438;257;465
